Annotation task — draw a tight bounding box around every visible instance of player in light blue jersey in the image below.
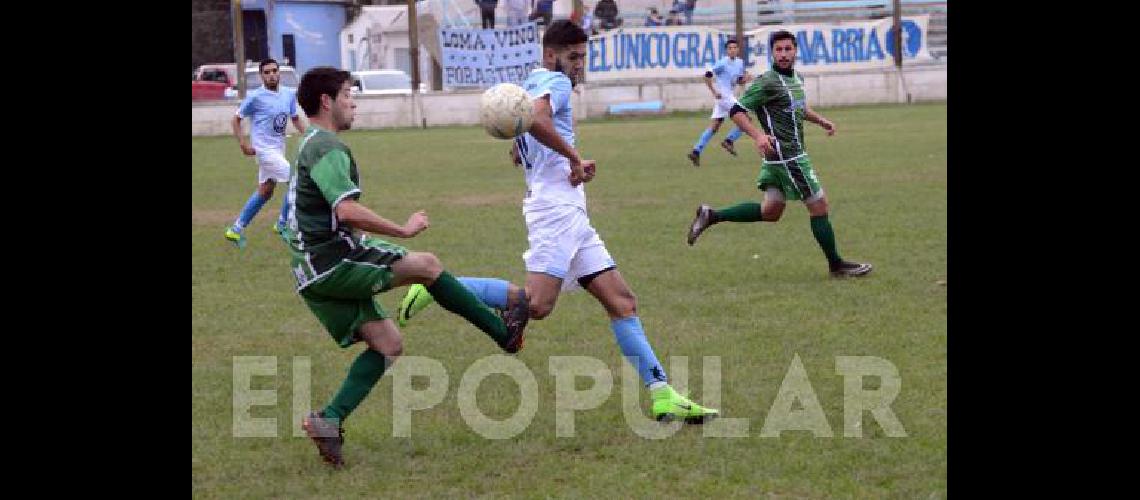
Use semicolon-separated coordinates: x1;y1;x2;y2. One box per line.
400;20;719;424
224;58;306;249
687;39;752;167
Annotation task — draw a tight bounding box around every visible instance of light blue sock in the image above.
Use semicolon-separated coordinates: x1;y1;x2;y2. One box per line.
611;316;667;387
726;127;744;142
457;277;511;310
278;192;292;225
693;128;715;153
234;191;270;230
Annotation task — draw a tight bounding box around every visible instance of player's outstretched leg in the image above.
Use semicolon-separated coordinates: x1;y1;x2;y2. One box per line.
687;202;769;245
392;254;528;353
585;268;719;424
398;277;525;328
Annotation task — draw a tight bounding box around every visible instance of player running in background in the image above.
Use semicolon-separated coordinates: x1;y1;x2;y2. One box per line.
686;31;872;278
687;39;751;167
224;58;305;248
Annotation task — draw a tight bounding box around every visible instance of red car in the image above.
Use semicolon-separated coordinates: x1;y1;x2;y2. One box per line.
192;64;238;101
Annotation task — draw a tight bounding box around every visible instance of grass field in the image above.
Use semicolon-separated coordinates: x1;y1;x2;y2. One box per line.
192;102;946;498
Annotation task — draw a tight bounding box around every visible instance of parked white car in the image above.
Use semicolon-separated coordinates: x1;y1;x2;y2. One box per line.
351;70;428;95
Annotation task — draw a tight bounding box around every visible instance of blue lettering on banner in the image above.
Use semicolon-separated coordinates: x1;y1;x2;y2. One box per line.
672;33;687;67
866;28;884;61
613;34;624;70
796;30;833;65
832;29;848;63
701;35;717;66
847;28;863;61
589;37;601;72
589;37;610;71
656;33;669;69
796;31;812;64
687;34;700;69
614;33;626;69
625;33;639;68
636;33;649;69
581;19;923;77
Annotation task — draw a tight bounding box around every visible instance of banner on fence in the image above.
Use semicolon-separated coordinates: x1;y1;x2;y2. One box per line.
439;22;543;88
586;15;931;81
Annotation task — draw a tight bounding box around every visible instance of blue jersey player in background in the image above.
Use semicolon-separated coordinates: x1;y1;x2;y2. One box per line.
224;58;306;249
687;39;752;167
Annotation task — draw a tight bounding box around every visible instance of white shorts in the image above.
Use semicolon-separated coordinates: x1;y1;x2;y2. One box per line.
256;148;291;184
710;96;740;120
522;206;616;292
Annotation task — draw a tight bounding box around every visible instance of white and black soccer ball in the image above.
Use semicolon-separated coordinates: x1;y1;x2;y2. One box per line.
480;83;534;140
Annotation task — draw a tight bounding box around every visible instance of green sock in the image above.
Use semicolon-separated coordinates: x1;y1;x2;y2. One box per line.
427;270;509;346
713;202;765;223
809;215;843;266
323;349;390;424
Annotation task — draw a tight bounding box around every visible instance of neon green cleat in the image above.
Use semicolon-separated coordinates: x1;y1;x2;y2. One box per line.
650;385;719;424
224;227;247;249
397;284;436;328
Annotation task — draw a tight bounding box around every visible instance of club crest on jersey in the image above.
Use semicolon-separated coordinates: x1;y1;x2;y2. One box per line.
274;113;288;134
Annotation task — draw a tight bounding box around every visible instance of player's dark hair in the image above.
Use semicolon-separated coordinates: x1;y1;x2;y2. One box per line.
297;66;352;117
259;58;279;71
769;31;796;48
542;19;589;49
725;38;738;48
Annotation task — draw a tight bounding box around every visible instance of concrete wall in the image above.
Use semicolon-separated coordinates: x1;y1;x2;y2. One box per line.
192;63;945;136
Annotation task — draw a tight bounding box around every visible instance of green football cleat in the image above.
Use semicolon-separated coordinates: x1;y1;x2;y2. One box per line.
224;227;247;249
650;385;719;424
397;284;436;328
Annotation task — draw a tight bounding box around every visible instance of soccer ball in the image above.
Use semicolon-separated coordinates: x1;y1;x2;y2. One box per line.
480;83;534;140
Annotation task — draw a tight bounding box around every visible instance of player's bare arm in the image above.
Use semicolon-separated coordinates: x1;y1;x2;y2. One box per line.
509;142;522;166
335;200;429;238
804;106;836;136
291;115;306;134
232;115;255;155
704;71;721;99
530;96;595;185
728;106;775;157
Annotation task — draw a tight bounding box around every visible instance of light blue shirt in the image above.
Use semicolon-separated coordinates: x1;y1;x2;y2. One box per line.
711;57;745;96
515;68;583;213
236;86;298;152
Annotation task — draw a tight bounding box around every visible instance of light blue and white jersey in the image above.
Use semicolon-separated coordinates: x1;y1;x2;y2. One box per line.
236;86;298;153
514;68;584;213
711;56;745;96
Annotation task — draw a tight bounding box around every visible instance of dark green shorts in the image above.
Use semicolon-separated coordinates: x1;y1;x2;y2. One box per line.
299;236;408;348
757;154;824;202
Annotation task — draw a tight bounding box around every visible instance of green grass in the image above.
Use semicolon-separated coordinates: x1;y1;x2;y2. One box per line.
192;102;946;498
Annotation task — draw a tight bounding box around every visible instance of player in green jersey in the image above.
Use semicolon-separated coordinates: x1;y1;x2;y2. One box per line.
287;67;530;468
686;30;872;278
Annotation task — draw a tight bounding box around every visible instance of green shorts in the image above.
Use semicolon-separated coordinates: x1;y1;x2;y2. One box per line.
757;154;824;203
299;236;408;348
